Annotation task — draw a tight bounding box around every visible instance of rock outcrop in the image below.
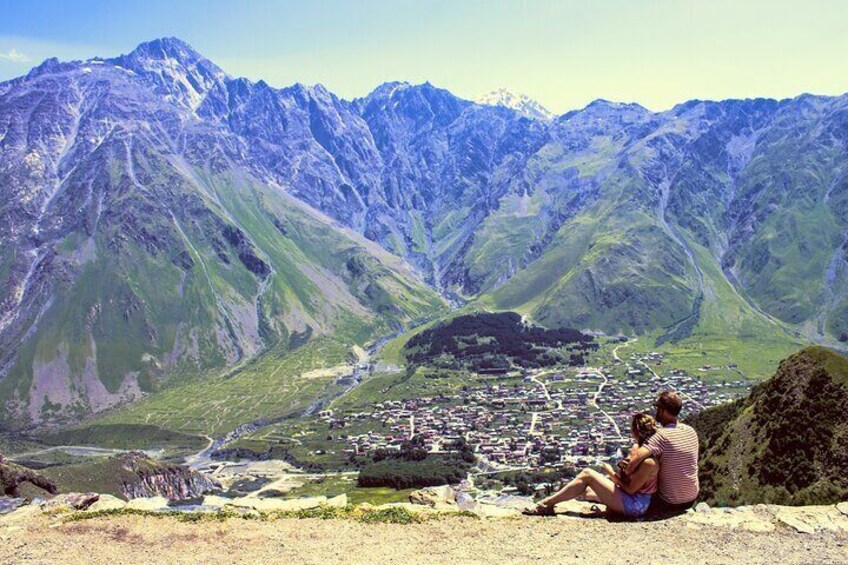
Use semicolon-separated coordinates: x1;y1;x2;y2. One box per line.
125;496;169;512
0;455;58;497
408;485;457;507
114;452;218;501
42;493;100;512
86;494;126;512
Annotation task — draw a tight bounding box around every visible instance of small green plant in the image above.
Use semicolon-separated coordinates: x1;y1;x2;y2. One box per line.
357;507;424;525
62;503;483;525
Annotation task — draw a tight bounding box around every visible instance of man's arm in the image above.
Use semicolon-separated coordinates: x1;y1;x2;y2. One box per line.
618;458;656;495
626;445;651;475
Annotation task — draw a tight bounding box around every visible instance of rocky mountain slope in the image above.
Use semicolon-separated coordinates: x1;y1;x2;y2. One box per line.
691;346;848;506
1;37;847;426
0;38;445;428
43;451;217;501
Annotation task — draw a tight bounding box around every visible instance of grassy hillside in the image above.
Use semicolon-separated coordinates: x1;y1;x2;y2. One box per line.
98;338;356;436
691;346;848;506
0;155;445;429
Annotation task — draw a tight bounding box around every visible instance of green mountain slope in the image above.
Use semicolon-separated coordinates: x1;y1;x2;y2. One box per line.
690;346;848;506
0;142;444;429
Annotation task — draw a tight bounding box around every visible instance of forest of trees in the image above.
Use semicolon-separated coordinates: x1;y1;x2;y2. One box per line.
357;436;475;490
404;312;597;372
477;466;576;496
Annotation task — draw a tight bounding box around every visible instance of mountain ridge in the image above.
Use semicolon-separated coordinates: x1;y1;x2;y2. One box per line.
1;37;846;427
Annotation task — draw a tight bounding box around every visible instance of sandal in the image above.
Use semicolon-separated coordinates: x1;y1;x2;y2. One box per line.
522;503;556;516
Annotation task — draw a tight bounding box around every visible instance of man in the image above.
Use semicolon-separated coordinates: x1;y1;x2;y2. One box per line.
627;391;699;515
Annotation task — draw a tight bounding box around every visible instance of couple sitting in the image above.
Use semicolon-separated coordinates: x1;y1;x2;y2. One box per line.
524;391;699;519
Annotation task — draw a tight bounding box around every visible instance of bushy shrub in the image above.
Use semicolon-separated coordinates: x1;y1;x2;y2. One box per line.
357;455;471;489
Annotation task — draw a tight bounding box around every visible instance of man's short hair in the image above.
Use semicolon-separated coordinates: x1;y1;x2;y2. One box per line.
656;391;683;417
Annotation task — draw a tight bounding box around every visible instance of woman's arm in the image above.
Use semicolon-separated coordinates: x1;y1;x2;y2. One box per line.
617;458;656;495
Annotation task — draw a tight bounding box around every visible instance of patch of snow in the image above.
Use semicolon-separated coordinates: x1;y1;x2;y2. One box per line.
476;88;554;120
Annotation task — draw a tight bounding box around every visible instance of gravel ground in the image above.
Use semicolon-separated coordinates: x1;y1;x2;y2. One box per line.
2;515;848;564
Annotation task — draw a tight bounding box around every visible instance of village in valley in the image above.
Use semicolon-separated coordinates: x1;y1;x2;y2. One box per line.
310;342;751;475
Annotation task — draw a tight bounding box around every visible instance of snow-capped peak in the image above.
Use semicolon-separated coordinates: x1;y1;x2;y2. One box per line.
476;88;554;120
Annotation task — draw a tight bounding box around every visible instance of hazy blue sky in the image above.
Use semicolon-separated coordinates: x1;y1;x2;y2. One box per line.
1;0;847;112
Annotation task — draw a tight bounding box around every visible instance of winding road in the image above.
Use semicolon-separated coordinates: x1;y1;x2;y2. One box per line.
9;445;132;460
612;337;636;362
584;369;623;440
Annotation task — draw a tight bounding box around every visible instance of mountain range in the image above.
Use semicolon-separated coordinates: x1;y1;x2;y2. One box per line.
1;37;846;427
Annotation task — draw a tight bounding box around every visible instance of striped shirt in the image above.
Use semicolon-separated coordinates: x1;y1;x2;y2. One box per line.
646;422;700;505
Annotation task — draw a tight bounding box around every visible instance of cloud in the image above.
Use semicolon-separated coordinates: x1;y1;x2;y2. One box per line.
0;48;32;63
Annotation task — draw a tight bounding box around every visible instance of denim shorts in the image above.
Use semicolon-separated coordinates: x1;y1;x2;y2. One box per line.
620;492;652;517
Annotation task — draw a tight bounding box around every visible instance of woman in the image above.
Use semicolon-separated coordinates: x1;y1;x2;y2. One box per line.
523;413;658;517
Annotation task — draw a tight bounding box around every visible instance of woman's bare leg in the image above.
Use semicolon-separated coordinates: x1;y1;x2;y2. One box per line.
582;487;600;502
537;469;625;514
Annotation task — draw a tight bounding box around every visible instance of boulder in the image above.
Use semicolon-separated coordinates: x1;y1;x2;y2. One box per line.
775;506;848;534
86;495;127;512
324;494;348;508
0;498;26;515
42;493;100;512
837;502;848;517
126;496;169;512
227;496;326;512
455;491;480;512
694;502;710;513
408;486;456;507
777;511;816;535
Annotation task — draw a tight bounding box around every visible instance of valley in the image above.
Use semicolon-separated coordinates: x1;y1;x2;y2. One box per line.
0;36;845;509
3;318;767;504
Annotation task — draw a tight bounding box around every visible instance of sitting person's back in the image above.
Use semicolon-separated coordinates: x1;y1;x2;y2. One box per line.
628;391;699;514
645;421;698;505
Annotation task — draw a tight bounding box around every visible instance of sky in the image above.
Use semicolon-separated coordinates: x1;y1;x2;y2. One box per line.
1;0;847;113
